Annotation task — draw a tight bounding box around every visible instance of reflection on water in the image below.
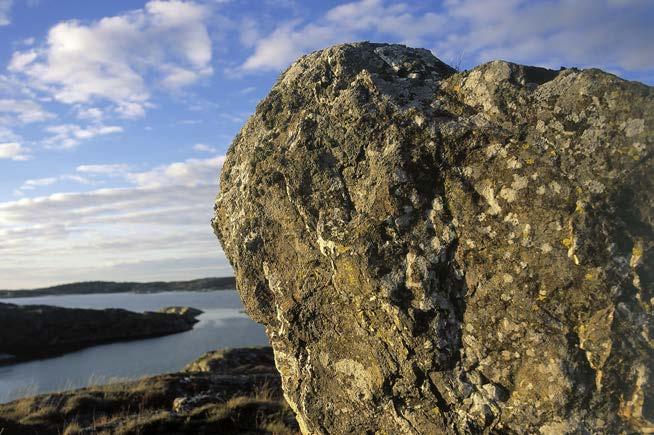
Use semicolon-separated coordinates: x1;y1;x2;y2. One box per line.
0;290;269;403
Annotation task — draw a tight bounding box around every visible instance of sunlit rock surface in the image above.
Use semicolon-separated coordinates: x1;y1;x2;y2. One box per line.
213;42;653;434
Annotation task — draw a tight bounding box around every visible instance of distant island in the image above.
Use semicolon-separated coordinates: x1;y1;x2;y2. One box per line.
0;277;236;298
0;303;203;364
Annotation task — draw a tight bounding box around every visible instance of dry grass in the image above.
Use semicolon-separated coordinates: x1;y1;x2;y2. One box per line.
62;421;82;435
0;367;297;434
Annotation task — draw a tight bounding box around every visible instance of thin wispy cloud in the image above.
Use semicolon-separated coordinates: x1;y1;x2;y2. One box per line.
43;123;123;150
0;0;11;26
0;155;225;288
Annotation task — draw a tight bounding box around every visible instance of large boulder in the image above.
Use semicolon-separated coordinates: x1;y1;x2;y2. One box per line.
213;42;653;433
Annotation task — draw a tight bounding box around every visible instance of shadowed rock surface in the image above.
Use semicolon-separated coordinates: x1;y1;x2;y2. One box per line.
0;303;202;363
213;42;653;433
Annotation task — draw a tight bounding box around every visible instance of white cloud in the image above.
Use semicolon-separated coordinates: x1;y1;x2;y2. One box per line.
76;107;104;121
43;123;123;149
77;163;130;175
241;0;654;77
126;155;224;188
193;143;216;153
14;174;91;196
20;177;58;188
8;0;213;117
0;0;12;26
242;0;445;71
0;126;20;142
177;119;202;125
0;155;226;288
239;86;256;95
0;98;55;124
0;142;30;161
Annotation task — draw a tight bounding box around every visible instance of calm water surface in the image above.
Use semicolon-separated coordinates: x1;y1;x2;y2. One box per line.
0;290;269;403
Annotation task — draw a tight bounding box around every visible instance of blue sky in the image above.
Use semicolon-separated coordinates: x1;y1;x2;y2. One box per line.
0;0;652;289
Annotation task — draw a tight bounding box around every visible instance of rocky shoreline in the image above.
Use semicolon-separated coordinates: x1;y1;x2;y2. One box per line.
0;347;297;435
0;303;203;364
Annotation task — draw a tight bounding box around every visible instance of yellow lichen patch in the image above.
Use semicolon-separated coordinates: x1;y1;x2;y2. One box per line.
562;237;574;249
631;241;644;268
333;256;373;298
575;201;585;214
526;158;535;165
578;306;614;390
584;271;597;281
522;143;530;150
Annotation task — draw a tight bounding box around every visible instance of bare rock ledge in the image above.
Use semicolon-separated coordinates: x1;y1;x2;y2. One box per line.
213;42;653;434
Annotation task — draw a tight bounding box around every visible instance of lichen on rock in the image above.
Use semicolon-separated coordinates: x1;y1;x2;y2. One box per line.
213;42;653;434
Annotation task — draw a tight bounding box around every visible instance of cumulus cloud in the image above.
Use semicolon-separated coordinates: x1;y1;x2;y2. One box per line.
241;0;654;78
0;142;30;161
0;155;226;288
8;0;214;118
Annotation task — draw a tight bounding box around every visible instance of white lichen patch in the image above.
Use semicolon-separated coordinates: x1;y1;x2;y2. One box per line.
584;179;605;194
541;243;553;254
511;175;529;190
500;187;517;202
334;359;379;401
480;183;502;215
485;143;502;158
317;234;337;256
506;158;523;169
504;212;519;226
622;118;645;138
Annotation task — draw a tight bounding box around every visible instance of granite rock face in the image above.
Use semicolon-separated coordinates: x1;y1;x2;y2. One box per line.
213;42;653;434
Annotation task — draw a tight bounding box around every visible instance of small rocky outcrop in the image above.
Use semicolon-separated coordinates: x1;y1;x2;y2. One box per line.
0;303;202;362
184;346;276;374
213;42;653;433
159;306;204;321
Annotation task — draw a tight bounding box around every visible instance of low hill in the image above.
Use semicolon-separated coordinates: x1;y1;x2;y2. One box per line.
0;277;236;298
